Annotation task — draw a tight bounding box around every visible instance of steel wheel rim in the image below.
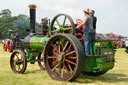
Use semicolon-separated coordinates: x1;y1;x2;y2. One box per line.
44;35;79;81
50;14;75;35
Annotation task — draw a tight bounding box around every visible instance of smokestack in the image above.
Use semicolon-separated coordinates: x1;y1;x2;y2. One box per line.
28;4;36;33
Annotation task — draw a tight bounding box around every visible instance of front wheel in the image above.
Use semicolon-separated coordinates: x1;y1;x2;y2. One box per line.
10;50;27;73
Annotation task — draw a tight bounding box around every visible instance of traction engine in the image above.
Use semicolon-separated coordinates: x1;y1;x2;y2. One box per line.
6;4;117;81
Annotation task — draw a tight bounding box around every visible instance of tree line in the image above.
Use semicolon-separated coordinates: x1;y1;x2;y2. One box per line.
0;9;30;39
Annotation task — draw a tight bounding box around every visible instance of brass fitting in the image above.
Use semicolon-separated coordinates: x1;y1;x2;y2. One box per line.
29;4;37;9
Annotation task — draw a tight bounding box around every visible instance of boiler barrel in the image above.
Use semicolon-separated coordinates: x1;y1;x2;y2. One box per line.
24;35;49;52
30;36;49;51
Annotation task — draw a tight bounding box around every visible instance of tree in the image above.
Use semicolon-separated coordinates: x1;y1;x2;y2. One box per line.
0;9;11;17
0;9;14;39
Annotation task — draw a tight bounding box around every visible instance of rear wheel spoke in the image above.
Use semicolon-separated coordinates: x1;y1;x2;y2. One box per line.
51;44;59;53
68;56;77;59
59;63;61;76
60;39;64;48
63;63;71;76
66;50;76;56
48;56;57;59
52;50;58;56
63;41;69;51
52;63;59;71
67;44;72;52
58;40;61;53
52;59;57;65
65;59;76;66
61;66;64;78
67;63;73;73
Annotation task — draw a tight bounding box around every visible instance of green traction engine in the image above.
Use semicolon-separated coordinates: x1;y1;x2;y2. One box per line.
9;4;117;81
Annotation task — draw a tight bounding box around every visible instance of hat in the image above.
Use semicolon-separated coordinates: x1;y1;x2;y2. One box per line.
83;8;90;14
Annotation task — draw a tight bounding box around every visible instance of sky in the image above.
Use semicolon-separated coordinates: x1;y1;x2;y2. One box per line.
0;0;128;36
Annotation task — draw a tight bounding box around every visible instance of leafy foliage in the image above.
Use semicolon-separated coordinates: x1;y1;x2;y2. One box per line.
0;9;30;39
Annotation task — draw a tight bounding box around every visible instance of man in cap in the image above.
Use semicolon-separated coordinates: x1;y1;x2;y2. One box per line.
76;8;94;55
90;10;97;40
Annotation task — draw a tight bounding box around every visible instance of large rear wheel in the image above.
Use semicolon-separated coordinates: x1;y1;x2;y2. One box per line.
44;34;85;81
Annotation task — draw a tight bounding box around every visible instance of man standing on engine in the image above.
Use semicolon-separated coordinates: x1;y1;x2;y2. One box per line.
76;8;94;55
90;10;97;40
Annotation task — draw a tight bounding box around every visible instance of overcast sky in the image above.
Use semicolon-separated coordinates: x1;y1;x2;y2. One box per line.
0;0;128;36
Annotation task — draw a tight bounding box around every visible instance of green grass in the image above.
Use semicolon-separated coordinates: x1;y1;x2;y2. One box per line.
0;44;128;85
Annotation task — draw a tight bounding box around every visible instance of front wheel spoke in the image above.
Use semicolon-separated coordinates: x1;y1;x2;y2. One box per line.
52;63;59;71
63;41;69;52
16;54;19;59
66;50;76;56
65;59;76;66
18;65;21;71
21;57;23;61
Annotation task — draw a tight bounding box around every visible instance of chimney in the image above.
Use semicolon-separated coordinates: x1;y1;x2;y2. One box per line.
28;4;36;33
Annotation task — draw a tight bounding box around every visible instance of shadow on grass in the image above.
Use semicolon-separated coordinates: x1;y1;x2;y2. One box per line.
75;73;128;84
24;69;44;74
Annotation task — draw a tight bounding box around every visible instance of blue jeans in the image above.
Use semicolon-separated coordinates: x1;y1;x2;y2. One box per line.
83;34;93;55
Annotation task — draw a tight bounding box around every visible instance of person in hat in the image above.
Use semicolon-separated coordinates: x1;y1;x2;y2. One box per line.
76;8;94;55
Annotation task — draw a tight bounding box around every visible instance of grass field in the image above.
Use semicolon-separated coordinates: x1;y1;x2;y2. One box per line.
0;44;128;85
